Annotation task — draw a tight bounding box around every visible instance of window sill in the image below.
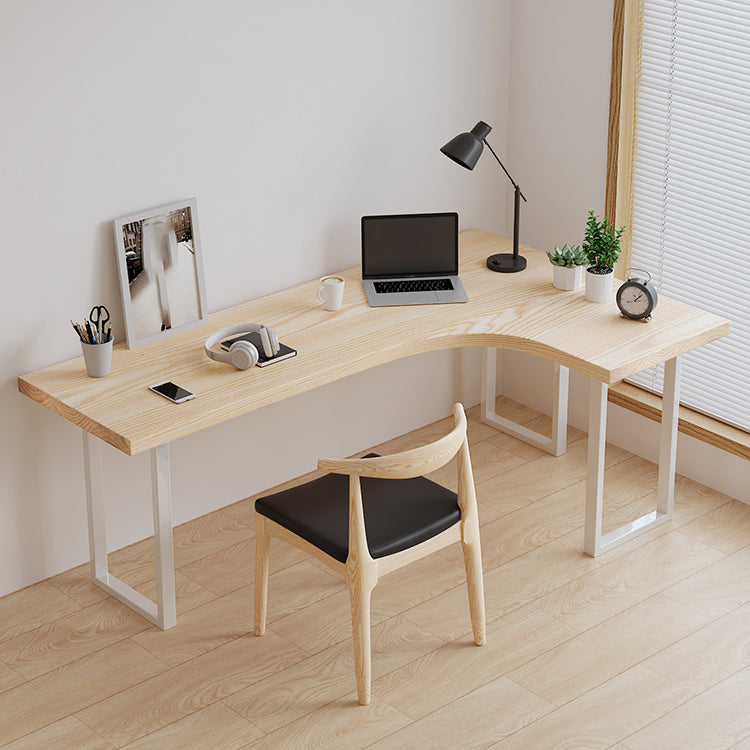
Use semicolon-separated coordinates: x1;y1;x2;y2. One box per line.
608;382;750;461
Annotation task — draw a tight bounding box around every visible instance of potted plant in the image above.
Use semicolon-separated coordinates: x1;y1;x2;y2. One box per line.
582;210;626;302
547;244;587;290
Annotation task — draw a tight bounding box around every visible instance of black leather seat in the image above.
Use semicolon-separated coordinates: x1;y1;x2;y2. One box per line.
255;455;461;563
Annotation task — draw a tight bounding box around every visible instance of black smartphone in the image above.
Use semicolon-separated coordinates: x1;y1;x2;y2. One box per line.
149;381;196;403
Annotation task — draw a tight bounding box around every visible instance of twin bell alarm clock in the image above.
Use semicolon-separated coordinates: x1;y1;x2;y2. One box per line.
616;269;658;321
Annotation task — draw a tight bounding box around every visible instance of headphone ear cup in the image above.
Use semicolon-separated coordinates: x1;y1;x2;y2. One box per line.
260;325;280;357
228;340;259;370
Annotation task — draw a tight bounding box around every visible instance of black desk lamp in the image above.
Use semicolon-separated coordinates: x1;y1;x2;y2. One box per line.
441;121;527;273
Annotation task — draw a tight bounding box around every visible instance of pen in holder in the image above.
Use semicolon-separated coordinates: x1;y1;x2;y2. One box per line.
72;305;113;377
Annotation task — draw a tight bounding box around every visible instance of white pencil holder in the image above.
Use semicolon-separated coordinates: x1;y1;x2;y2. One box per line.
81;337;113;377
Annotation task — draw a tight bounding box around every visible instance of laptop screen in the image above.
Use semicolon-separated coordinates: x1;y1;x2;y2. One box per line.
361;212;458;279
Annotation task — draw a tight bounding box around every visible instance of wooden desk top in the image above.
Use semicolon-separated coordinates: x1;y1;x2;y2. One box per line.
18;229;729;456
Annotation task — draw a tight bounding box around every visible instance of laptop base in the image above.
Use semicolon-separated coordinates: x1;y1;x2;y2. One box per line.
363;277;468;307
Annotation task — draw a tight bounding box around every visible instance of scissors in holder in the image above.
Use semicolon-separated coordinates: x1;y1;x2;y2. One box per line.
89;305;111;343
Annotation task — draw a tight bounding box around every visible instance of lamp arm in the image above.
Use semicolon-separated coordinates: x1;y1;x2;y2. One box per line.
483;139;527;203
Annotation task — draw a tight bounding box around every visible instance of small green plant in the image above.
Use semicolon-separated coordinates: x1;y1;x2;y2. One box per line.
582;210;626;273
547;244;587;268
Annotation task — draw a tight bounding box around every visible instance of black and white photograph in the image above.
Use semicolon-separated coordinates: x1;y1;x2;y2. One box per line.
113;198;208;348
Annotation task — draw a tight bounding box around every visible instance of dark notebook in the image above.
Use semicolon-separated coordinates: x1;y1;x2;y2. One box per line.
220;332;297;368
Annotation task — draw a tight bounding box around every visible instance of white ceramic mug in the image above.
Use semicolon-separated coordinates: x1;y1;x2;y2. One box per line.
317;275;345;311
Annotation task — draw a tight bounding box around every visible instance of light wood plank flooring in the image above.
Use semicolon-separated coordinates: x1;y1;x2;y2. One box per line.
2;398;750;749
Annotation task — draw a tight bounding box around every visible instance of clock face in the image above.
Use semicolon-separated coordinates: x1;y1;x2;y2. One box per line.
617;281;655;319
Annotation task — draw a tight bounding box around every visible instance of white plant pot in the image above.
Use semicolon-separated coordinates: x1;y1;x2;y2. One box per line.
585;268;614;302
552;265;583;291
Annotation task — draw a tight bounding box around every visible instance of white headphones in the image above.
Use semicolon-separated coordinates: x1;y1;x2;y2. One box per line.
204;323;280;370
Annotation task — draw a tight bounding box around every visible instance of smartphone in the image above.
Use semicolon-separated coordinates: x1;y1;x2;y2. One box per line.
149;381;196;403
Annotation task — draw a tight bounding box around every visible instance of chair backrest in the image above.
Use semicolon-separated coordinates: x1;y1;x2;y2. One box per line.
317;403;477;570
317;402;468;480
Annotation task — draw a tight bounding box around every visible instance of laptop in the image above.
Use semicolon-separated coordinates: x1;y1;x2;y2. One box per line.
361;212;468;306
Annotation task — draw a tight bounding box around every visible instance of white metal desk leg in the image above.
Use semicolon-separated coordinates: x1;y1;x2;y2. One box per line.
481;347;568;456
152;443;176;629
584;361;680;557
657;357;681;516
480;347;498;424
82;433;177;629
551;364;569;456
584;380;608;557
83;432;109;581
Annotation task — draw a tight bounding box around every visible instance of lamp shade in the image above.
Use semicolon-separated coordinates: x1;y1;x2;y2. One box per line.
440;121;492;170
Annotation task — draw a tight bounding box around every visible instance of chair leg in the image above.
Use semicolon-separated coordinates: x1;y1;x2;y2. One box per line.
462;533;486;646
254;513;271;636
347;563;376;705
458;437;486;646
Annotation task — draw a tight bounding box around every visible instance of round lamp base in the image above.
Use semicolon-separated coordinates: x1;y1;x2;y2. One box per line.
486;253;527;273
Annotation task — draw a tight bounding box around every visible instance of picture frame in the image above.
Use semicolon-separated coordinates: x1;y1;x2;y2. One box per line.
113;198;208;349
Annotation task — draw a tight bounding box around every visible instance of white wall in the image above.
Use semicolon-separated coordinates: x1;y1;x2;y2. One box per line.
0;0;511;597
504;0;749;504
4;0;743;600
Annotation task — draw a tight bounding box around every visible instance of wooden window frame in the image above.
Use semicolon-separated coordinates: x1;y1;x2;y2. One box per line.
604;0;750;460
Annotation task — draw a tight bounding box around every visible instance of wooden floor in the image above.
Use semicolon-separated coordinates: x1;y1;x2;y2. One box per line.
2;398;750;749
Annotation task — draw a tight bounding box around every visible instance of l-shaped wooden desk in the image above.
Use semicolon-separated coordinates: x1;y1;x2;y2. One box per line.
18;229;730;629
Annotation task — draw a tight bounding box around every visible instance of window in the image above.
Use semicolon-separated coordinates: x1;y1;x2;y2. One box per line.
614;0;750;434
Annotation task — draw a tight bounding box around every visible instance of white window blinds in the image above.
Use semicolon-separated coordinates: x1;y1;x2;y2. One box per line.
630;0;750;432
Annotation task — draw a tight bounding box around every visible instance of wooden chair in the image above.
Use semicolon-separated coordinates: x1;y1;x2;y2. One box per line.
253;402;485;705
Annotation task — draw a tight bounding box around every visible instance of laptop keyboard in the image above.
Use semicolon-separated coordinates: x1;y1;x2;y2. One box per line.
374;278;454;294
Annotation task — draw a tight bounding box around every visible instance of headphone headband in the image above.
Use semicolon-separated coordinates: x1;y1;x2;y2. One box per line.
204;323;279;370
204;323;265;361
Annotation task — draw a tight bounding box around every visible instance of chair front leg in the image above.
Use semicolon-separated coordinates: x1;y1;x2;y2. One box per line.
254;513;271;636
462;531;486;647
458;439;486;646
346;557;377;705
